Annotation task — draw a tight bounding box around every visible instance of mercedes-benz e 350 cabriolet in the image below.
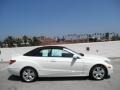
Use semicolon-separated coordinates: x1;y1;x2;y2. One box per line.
8;46;113;82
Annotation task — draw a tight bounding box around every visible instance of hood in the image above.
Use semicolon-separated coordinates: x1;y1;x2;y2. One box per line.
82;54;110;62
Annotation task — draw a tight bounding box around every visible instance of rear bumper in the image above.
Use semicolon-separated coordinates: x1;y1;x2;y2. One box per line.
8;67;20;76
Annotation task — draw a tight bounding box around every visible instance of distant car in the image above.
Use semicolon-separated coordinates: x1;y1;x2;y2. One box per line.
8;46;113;82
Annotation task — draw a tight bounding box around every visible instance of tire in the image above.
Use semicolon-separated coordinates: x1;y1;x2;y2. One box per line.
89;65;107;80
20;67;38;82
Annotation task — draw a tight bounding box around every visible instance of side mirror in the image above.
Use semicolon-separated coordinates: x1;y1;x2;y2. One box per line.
73;55;80;60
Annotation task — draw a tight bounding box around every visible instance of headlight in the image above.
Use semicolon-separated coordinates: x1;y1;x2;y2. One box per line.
105;60;111;65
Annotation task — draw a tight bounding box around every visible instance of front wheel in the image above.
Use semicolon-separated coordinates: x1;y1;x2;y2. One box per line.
20;67;38;82
89;65;107;80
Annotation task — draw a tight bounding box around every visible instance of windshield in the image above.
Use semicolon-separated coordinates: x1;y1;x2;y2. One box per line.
65;48;84;56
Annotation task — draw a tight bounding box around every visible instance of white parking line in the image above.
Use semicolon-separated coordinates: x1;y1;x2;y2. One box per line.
0;66;9;71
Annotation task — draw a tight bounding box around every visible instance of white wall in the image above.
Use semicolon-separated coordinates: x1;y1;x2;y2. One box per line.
0;41;120;61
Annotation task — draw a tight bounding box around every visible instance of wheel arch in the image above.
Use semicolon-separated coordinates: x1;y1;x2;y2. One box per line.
20;66;38;77
89;64;108;77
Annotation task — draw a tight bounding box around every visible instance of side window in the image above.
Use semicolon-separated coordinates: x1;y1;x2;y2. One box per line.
24;48;51;57
24;48;40;56
51;49;73;58
51;49;62;57
39;49;51;57
62;50;73;58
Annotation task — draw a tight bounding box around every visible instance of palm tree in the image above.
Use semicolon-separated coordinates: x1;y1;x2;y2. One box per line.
105;32;109;40
99;33;102;38
95;33;97;37
22;35;29;46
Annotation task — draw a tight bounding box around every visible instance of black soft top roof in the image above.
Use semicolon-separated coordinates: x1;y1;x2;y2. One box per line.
38;46;65;49
24;46;66;56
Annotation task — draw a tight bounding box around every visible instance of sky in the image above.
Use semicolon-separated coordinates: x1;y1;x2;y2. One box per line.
0;0;120;39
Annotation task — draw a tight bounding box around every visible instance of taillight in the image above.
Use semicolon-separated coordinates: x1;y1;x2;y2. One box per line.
9;60;16;64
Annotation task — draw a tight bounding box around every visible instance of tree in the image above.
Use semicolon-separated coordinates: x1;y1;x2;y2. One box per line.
111;33;120;41
32;37;41;46
22;35;29;46
57;37;60;42
99;33;102;38
62;36;65;41
4;36;15;47
88;34;92;38
105;32;109;40
0;41;2;47
28;38;33;46
15;38;22;47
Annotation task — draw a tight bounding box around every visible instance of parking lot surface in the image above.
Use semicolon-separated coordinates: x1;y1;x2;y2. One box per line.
0;58;120;90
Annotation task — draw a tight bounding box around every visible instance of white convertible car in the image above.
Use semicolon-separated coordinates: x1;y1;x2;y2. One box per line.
8;46;113;82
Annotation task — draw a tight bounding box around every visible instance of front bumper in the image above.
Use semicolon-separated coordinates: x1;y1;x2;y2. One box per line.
107;64;113;76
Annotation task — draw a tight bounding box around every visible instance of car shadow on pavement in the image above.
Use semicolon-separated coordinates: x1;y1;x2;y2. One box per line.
8;75;110;82
8;75;89;82
8;75;21;81
37;76;89;81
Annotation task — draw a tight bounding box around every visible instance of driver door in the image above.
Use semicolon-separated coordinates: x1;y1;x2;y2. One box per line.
43;48;84;76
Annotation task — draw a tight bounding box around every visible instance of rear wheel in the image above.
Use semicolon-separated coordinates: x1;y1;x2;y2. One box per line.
89;65;107;80
20;67;38;82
